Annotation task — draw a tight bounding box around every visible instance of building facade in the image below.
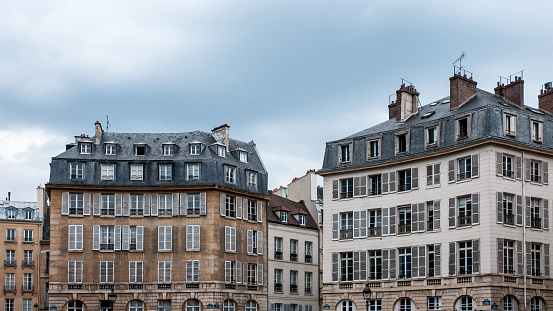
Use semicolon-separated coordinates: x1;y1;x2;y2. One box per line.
0;188;45;311
268;193;319;311
319;72;553;311
46;123;268;311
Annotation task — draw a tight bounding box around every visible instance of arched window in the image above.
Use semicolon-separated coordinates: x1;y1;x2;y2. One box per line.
503;295;516;311
398;298;412;311
531;297;544;311
67;300;84;311
223;300;235;311
458;296;475;311
338;300;355;311
245;301;257;311
129;300;144;311
186;299;201;311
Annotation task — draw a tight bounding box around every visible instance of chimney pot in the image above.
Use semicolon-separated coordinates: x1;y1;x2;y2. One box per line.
494;78;524;107
539;82;553;114
449;74;478;109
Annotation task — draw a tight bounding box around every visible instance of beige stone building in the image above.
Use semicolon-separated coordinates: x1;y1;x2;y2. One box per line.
319;71;553;310
46;123;268;311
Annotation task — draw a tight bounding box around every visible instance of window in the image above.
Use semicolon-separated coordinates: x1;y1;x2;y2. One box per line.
225;166;236;183
459;241;473;275
80;143;91;154
187;163;200;180
105;144;116;155
459;296;474;311
341;178;353;199
130;164;144;181
502;154;514;178
5;299;14;311
503;296;515;311
68;261;83;283
532;120;543;143
247;171;258;188
190;144;200;155
129;261;143;283
398;298;412;311
398;248;412;279
163;144;174;156
23;273;32;290
101;163;115;180
70;163;84;180
158;261;172;283
129;226;140;250
223;300;235;311
159;194;173;216
340;145;351;163
398;169;412;191
531;198;542;229
100;261;114;283
100;300;113;311
280;211;288;223
458;196;472;227
70;193;84;215
186;300;201;311
368;300;382;311
158;226;172;251
368;250;382;280
225;196;235;217
290;239;298;261
274;237;282;260
427;297;442;311
531;160;542;183
225;226;236;252
274;269;283;291
6;229;15;241
457;156;472;180
369;209;382;237
6;250;15;265
25;209;33;220
339;300;354;311
368;139;380;159
158;300;171;311
531;243;542;276
502;193;515;225
130;300;144;311
240;151;248;162
135;145;146;156
186;225;200;250
186;260;200;283
369;174;381;196
531;297;544;311
340;212;353;240
217;145;226;157
6;209;16;219
503;240;515;274
248;200;257;221
23;299;32;311
396;133;408;154
504;114;516;136
427;202;435;231
225;261;235;283
290;270;298;293
68;225;83;251
130;194;143;216
305;271;312;294
426;126;438;147
67;301;84;311
457;117;469;139
159;164;172;181
340;252;353;281
427;245;436;277
5;273;15;290
427;163;441;186
100;226;115;250
187;194;200;215
101;194;115;216
245;301;257;311
299;214;306;227
398;206;411;234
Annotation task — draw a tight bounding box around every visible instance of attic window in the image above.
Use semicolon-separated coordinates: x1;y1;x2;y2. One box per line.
299;215;306;227
217;145;226;157
281;211;288;224
430;102;439;106
421;111;435;119
135;145;146;156
190;144;201;155
240;151;248;163
105;144;116;155
163;144;175;156
80;143;91;154
7;208;16;219
527;107;545;115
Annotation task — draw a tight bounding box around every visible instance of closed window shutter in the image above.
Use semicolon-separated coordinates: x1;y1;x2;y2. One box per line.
389;207;396;235
243;262;248;284
180;193;187;216
83;193;91;215
231;227;236;252
257;200;263;222
62;192;70;215
516;156;522;180
76;225;83;250
434;244;441;277
225;261;232;283
497;238;504;274
332;253;339;282
434;163;441;185
200;192;207;215
360;176;367;196
166;226;172;250
332;180;339;199
448;198;456;228
122;226;130;250
158;227;163;250
76;261;83;283
143;194;150;216
411;204;418;232
360;250;367;280
382;172;389;194
93;193;101;216
68;225;76;250
526;197;531;228
472;193;479;225
136;226;144;251
353;211;361;238
496;192;503;223
243;199;248;219
237;197;242;219
194;225;200;250
516;195;523;226
186;260;192;282
115;193;122;216
411;167;419;189
247;230;253;254
525;158;531;181
544;161;549;184
353;251;361;281
150;193;158;216
526;242;532;276
220;194;226;216
496;152;503;176
471;153;479;177
93;225;100;250
332;213;339;240
418;245;425;278
257;264;263;285
472;239;480;274
389;248;396;279
166;261;172;283
382;249;389;280
426;165;433;186
172;193;179;216
418;203;425;232
382;208;390;236
114;225;121;250
122;193;130;216
448;159;455;183
545;244;550;278
516;241;523;276
433;200;441;230
389;172;396;193
449;242;456;276
360;210;367;238
187;225;193;250
257;231;263;255
236;261;242;283
412;246;418;278
225;227;230;251
544;199;549;230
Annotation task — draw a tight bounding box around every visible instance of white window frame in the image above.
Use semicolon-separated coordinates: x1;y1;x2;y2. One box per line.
531;120;544;143
6;229;15;241
186;225;200;251
134;144;146;156
130;195;144;216
163;144;175;156
23;273;32;290
158;226;172;251
504;113;516;136
5;273;15;289
367;138;381;159
187;193;200;215
531;160;542;183
225;196;235;217
425;125;439;148
280;211;288;223
80;143;91;154
240;151;248;162
25;209;32;220
225;226;236;252
101;163;115;181
105;144;116;155
130;164;144;181
158;194;173;216
458;241;473;275
186;260;200;283
158;261;172;283
340;144;351;163
101;194;115;216
159;164;172;181
129;261;143;283
218;145;226;157
190;144;200;155
23;299;32;311
395;132;409;154
247;171;258;188
299;214;306;227
68;225;83;251
225;166;236;183
23;229;33;242
70;193;84;215
70;163;84;180
502;154;514;178
7;209;15;219
100;226;115;250
456;116;470;140
187;163;200;180
100;261;114;283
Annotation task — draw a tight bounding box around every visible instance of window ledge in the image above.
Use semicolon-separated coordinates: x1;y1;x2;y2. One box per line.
129;215;145;218
186;249;201;252
129;250;144;253
529;181;543;186
22;241;34;244
186;215;201;218
158;250;172;253
455;225;475;230
99;250;115;253
157;215;174;218
425;184;441;189
4;241;16;244
99;215;115;218
225;251;237;254
68;250;84;253
455;178;472;184
68;214;85;218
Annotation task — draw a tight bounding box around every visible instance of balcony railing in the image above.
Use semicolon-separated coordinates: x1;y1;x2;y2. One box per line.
225;284;236;289
504;214;515;225
158;284;172;289
290;284;298;293
22;260;34;267
340;192;353;199
531;218;542;229
368;188;381;196
531;175;542;183
305;255;312;263
99;284;113;290
398;224;411;234
427;221;434;231
458;172;470;180
248;215;257;221
274;251;283;260
458;216;472;227
22;285;33;292
158;210;172;216
186;283;199;289
340;229;353;240
187;209;200;215
67;284;82;289
128;284;143;289
503;169;514;178
398;184;411;192
4;260;16;267
247;285;258;291
368;227;382;237
130;209;143;216
274;283;283;292
100;244;114;251
305;287;312;294
290;253;298;262
4;285;15;292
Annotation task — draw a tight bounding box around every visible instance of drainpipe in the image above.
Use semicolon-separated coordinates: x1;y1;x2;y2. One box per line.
522;151;527;310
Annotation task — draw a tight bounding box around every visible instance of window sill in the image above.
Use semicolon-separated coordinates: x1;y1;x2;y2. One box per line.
501;175;516;181
366;157;381;161
129;215;145;218
395;151;408;156
186;215;201;218
4;241;16;244
22;241;34;244
425;143;439;149
129;250;144;253
186;249;201;252
529;181;543;186
532;140;543;144
157;215;174;218
68;214;85;217
99;250;115;253
99;215;115;218
225;251;237;254
455;178;472;184
455;224;475;230
158;250;172;253
68;250;84;253
425;184;441;189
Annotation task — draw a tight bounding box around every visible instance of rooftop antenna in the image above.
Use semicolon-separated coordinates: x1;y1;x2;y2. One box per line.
452;51;472;79
106;115;110;132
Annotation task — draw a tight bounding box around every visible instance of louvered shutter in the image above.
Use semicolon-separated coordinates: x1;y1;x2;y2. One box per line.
143;194;150;216
545;244;550;278
115;193;122;216
497;238;504;274
114;225;121;250
353;251;361;281
526;197;531;228
332;213;339;240
448;159;455;183
496;152;503;176
166;261;172;283
389;249;396;279
449;242;456;276
200;192;207;215
68;225;76;250
353;177;361;197
359;210;367;238
186;261;192;282
76;225;83;250
471;153;479;177
129;261;136;283
412;246;419;278
257;264;263;285
247;230;253;254
516;241;523;276
236;261;242;283
434;200;441;230
434;244;441;277
158;226;164;250
122;193;130;216
472;193;479;225
473;239;480;274
220;194;226;216
243;199;248;219
496;192;503;223
237;197;242;219
434;163;441;185
93;193;101;215
411;204;418;232
389;207;396;235
448;198;456;228
172;193;179;216
165;226;172;250
418;203;425;232
83;193;91;215
418;246;425;278
225;227;230;251
332;180;339;199
544;199;549;230
525;158;531;181
257;200;262;222
516;195;523;226
284;304;290;311
180;193;187;216
243;262;248;284
150;194;158;216
122;226;130;250
271;304;275;311
411;167;419;189
426;165;433;186
194;225;200;250
225;261;232;283
382;249;389;280
360;176;367;196
360;251;367;280
332;253;339;282
93;225;100;250
257;231;263;255
544;161;549;184
382;208;390;236
389;172;396;193
136;226;143;251
526;242;532;276
353;211;361;238
186;225;193;250
382;172;389;193
231;227;236;251
516;156;522;180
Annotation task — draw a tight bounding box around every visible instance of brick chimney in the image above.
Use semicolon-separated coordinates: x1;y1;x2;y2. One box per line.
94;121;103;145
388;84;419;121
538;82;553;114
494;76;524;107
449;74;477;109
212;124;230;151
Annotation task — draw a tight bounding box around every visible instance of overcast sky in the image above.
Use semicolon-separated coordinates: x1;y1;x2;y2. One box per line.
1;1;552;201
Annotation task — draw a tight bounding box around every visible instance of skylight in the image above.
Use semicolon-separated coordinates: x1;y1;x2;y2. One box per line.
421;111;435;119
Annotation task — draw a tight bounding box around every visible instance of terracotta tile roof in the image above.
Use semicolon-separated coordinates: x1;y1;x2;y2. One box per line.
268;193;318;230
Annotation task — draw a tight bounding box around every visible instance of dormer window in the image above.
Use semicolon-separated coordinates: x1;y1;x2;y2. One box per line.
163;144;175;156
135;145;146;156
80;143;91;154
105;144;116;155
340;145;351;163
396;133;408;154
281;211;288;224
25;210;33;220
504;114;516;136
247;171;258;189
532;120;543;143
299;215;306;227
240;151;248;163
217;145;226;157
457;117;470;140
425;126;438;148
190;144;201;155
7;209;16;219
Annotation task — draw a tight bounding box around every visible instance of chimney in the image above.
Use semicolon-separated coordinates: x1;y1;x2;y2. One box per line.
449;74;477;109
494;76;524;107
94;121;103;145
389;84;419;121
212;124;230;151
538;82;553;114
7;192;11;201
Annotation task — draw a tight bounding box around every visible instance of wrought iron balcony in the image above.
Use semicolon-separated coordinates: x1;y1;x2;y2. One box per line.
368;227;382;237
339;229;353;240
290;253;298;262
305;255;312;263
274;251;283;260
398;224;411;234
531;218;542;229
274;283;283;292
458;216;472;227
290;284;298;293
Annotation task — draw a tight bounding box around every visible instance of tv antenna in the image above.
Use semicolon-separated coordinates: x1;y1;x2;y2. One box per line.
452;52;472;78
106;115;110;132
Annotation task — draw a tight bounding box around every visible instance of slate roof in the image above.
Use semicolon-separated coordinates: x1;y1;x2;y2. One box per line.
268;193;318;230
